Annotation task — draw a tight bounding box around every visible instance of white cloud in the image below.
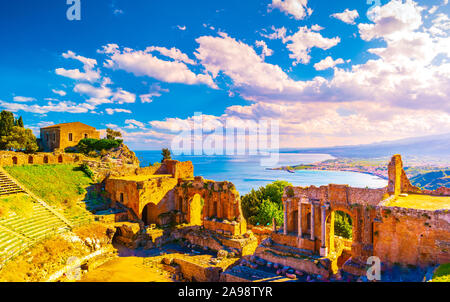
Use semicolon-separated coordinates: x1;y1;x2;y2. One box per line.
358;0;423;41
101;44;217;88
105;108;132;115
313;56;345;70
255;40;273;58
111;88;136;104
145;46;196;65
13;96;35;102
266;26;341;65
331;9;359;25
0;100;90;114
55;51;100;82
74;83;112;99
124;119;146;129
268;0;312;20
51;89;66;96
139;93;159;103
427;13;450;36
177;25;186;31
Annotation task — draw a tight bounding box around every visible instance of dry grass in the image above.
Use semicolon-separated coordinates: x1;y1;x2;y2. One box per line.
387;194;450;210
0;193;35;218
0;235;89;282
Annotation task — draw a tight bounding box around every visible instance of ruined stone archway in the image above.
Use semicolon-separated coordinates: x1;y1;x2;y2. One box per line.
12;156;18;165
142;203;158;226
28;156;34;164
326;208;355;273
188;194;204;226
43;156;49;164
58;155;63;163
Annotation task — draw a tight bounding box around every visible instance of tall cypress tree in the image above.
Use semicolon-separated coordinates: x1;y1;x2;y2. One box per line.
0;110;15;137
17;116;24;128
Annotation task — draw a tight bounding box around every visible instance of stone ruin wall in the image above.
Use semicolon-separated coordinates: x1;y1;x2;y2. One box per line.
174;176;247;235
373;206;450;267
0;151;87;166
388;154;449;196
278;154;450;269
104;176;178;224
283;184;382;263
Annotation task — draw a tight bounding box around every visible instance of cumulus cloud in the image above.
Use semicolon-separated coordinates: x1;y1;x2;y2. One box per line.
265;26;340;65
255;40;273;58
105;108;132;115
0;100;90;114
145;46;196;65
100;44;217;88
194;32;327;103
313;56;345;70
331;9;359;25
55;51;101;82
13;96;35;102
51;89;66;96
268;0;312;20
358;0;423;41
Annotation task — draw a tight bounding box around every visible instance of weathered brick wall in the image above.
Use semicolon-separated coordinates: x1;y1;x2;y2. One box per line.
175;177;246;234
104;176;178;224
41;123;100;152
374;207;450;267
0;151;86;166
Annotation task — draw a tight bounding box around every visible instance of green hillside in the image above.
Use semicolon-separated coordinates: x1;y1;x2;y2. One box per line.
410;170;450;190
3;164;95;219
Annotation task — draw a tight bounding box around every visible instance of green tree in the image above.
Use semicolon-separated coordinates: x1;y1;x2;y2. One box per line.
161;148;172;162
0;126;38;153
254;199;284;226
334;211;353;239
241;180;292;226
0;110;15;139
17;116;24;128
106;128;122;140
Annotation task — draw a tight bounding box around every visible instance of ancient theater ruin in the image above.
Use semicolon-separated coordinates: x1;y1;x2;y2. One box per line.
104;159;255;257
255;154;450;278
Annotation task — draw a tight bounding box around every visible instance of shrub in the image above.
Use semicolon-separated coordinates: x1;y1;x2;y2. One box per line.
77;138;123;155
79;163;94;179
334;211;353;239
241;180;292;226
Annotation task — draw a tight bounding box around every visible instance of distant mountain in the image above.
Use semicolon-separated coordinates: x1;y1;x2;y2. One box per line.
410;170;450;190
282;133;450;159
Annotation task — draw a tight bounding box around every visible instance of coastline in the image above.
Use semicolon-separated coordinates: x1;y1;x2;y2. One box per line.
267;166;388;180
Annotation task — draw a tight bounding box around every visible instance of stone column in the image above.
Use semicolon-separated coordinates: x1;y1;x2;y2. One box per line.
283;200;288;235
297;200;302;239
310;202;315;241
320;205;328;256
272;217;276;232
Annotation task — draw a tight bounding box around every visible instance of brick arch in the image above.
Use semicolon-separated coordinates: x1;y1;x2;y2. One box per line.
28;155;34;164
58;155;63;163
12;156;18;165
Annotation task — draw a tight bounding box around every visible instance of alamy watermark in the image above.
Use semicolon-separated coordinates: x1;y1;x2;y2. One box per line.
366;256;381;281
66;0;81;21
170;112;280;166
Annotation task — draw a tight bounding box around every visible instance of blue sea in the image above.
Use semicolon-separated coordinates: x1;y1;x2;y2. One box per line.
135;151;387;194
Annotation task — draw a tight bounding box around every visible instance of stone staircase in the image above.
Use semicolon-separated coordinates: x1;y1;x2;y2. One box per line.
0;202;71;267
0;168;76;267
0;170;25;196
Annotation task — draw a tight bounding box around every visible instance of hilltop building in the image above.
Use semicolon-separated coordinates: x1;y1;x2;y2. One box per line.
40;122;100;152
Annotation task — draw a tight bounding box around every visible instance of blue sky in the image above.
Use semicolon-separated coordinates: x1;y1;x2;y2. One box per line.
0;0;449;150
